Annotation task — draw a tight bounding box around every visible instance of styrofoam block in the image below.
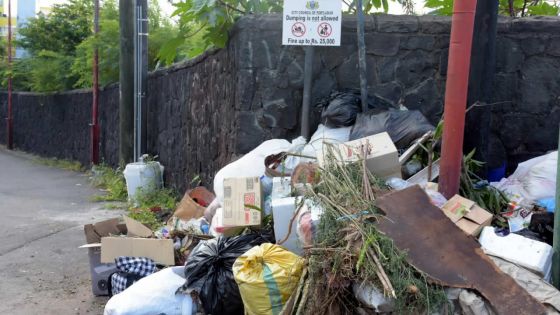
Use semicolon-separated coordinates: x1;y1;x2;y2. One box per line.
272;197;303;256
479;226;552;278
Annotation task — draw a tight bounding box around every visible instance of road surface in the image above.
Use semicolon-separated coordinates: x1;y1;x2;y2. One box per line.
0;148;124;314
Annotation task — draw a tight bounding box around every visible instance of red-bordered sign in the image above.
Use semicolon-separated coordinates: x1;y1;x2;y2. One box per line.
317;22;332;37
292;22;306;37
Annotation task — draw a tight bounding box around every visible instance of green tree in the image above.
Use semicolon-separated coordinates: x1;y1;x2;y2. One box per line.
18;0;93;55
425;0;559;16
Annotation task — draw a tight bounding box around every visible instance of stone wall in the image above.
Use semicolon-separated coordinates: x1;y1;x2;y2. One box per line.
230;15;560;170
0;14;559;193
0;49;237;193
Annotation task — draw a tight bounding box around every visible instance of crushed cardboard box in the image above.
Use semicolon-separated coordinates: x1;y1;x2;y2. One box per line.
100;237;174;266
81;216;175;266
441;195;493;236
319;132;401;179
222;177;262;227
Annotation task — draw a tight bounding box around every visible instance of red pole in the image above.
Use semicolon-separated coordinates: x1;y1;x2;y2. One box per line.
438;0;478;198
91;0;100;164
7;0;13;150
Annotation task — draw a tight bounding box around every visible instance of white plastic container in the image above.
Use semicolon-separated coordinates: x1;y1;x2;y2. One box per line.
271;177;292;199
123;161;164;202
479;226;552;280
272;197;303;256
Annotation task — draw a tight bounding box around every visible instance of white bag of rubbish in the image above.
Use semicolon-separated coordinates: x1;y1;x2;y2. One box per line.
281;125;351;174
492;151;557;203
213;139;291;204
104;267;196;315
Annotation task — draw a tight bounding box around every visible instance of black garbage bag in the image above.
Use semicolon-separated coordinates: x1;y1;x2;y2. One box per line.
182;232;272;315
318;90;393;128
349;109;434;150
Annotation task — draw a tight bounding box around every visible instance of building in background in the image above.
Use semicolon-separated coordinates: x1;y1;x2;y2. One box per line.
16;0;36;57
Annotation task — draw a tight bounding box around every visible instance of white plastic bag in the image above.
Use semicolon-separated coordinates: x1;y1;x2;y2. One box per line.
213;139;291;203
308;124;351;154
492;151;557;203
104;267;196;315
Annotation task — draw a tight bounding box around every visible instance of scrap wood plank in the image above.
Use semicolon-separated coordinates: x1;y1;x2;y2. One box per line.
375;186;547;315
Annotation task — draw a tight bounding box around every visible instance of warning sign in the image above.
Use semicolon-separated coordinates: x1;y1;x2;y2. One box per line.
282;0;341;46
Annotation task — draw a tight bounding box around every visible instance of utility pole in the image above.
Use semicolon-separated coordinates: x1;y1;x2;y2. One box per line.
119;0;134;164
464;0;498;177
91;0;100;165
7;0;13;150
438;0;478;198
553;126;560;288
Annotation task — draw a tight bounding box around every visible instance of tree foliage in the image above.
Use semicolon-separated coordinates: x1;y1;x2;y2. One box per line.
425;0;560;16
17;0;93;55
3;0;185;92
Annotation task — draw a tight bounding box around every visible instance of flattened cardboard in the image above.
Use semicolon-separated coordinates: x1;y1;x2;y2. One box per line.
441;195;493;236
124;216;153;238
100;237;174;265
222;177;262;227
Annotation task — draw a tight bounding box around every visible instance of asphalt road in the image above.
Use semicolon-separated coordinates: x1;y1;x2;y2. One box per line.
0;148;124;315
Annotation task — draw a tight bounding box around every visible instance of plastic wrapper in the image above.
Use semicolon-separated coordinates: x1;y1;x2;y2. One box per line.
181;233;272;315
296;201;324;247
492;151;558;204
104;267;196;315
349;110;434;149
233;243;304;315
318;90;393;128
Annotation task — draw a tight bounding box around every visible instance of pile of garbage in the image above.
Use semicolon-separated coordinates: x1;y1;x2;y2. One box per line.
84;91;559;315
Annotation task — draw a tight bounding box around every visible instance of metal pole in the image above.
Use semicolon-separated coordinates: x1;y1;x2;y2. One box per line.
91;0;100;165
552;125;560;288
438;0;478;199
133;0;148;161
356;0;368;113
133;4;139;161
7;0;13;150
300;46;314;139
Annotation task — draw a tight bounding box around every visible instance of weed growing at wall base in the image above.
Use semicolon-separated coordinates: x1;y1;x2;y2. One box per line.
33;156;84;172
89;164;128;202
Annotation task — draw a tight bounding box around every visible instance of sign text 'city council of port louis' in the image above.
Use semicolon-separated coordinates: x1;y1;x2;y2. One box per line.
282;0;341;46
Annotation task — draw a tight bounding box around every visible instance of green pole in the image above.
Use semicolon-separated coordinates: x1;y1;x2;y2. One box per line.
552;124;560;288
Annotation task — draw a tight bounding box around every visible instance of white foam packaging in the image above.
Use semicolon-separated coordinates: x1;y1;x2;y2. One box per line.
478;226;552;280
271;197;303;256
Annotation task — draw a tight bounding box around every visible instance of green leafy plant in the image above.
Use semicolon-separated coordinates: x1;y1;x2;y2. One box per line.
90;164;128;202
132;186;179;211
128;208;164;230
460;149;510;215
426;0;560;16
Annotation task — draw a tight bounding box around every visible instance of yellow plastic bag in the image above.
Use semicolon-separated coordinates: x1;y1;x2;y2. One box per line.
233;243;304;315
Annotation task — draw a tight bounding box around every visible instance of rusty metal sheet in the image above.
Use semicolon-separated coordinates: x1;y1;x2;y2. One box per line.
376;186;547;315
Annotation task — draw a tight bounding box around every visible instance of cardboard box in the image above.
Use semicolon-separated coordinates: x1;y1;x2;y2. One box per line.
319;132;401;179
441;195;493;236
222;177;262;227
83;217;175;268
100;237;175;266
83;218;127;296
